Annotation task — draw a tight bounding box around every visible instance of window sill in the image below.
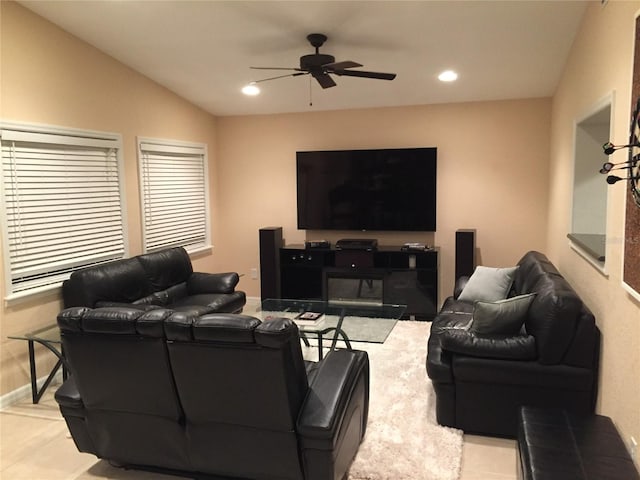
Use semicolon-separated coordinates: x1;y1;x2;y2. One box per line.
567;234;605;261
567;233;608;277
4;283;62;307
187;245;213;259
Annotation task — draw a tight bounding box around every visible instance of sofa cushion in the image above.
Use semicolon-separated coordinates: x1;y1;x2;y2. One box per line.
137;247;194;291
453;357;594;391
81;307;145;334
170;292;247;313
63;258;154;308
188;272;240;295
458;266;518;303
470;293;535;335
163;283;189;304
193;314;261;343
441;329;537;360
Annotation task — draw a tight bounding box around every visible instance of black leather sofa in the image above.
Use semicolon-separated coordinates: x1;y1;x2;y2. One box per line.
62;247;246;315
426;251;600;437
55;307;370;480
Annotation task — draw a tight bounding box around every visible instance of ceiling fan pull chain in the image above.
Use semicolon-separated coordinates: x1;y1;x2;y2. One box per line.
309;76;313;106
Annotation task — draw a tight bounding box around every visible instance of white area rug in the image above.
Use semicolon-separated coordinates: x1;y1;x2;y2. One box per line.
338;321;463;480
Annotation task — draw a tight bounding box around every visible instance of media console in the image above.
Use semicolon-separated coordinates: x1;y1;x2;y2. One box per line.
278;245;439;320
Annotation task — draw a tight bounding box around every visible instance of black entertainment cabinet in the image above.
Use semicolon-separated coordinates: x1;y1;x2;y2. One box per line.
279;245;439;320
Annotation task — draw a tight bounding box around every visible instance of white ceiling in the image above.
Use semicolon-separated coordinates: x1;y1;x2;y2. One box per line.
19;0;589;117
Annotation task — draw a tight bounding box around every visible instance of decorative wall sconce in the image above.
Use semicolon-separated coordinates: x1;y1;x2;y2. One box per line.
600;98;640;208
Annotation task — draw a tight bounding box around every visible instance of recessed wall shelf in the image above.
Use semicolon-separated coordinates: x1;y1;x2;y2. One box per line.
567;233;606;262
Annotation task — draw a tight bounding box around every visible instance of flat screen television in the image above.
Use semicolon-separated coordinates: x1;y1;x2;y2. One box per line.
297;147;437;231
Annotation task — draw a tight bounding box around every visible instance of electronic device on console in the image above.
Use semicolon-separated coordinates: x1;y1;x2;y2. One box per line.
335;238;378;251
401;242;432;251
304;240;331;249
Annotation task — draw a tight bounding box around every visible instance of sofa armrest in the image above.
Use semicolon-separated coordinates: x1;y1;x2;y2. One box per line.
54;377;99;455
297;349;369;447
453;276;470;299
441;329;537;360
187;272;240;295
55;376;84;409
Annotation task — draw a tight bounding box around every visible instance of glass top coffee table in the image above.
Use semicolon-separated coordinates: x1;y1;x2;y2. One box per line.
256;299;406;360
8;324;68;404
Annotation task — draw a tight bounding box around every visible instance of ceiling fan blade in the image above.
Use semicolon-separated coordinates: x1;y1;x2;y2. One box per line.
324;61;362;70
252;72;307;83
312;73;337;89
333;69;396;80
250;66;304;71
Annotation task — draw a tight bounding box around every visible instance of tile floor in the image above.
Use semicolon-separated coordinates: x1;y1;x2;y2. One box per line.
0;386;517;480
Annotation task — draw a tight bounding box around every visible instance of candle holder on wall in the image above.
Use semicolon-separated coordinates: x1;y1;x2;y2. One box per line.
600;97;640;207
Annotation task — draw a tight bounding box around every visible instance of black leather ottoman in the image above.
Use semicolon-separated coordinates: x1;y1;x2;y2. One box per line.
517;406;639;480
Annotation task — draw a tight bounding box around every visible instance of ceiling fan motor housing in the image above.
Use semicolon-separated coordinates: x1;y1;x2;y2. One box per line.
300;53;335;70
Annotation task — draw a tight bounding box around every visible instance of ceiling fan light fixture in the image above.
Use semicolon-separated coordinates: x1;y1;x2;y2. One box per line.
242;83;260;96
248;33;396;92
438;70;458;82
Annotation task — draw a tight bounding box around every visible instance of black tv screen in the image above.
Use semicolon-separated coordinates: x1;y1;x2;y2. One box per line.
297;147;437;231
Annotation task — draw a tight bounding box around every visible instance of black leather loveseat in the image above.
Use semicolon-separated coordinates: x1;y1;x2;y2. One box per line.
426;251;600;437
55;307;370;480
62;247;246;315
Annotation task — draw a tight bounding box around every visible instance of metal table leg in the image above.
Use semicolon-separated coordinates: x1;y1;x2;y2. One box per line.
316;308;352;361
27;339;68;404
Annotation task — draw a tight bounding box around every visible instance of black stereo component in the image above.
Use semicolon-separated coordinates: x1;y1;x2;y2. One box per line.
455;229;476;279
259;227;283;301
305;240;330;249
334;250;374;268
335;238;378;251
401;242;430;251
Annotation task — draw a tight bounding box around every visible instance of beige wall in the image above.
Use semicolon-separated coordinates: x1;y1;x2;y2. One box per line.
0;2;222;395
216;99;552;301
547;1;640;449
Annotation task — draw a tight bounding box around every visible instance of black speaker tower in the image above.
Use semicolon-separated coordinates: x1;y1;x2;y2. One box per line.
259;227;283;301
455;229;476;279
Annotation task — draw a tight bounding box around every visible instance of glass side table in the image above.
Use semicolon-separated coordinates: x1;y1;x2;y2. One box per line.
8;324;68;404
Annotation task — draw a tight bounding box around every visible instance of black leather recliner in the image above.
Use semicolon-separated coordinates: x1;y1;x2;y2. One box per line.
426;251;600;438
62;246;246;315
55;307;370;480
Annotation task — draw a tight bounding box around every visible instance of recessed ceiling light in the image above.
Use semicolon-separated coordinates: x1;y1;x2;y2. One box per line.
438;70;458;82
242;83;260;96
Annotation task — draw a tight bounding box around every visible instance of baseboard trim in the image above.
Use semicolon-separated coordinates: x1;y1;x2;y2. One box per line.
0;370;63;410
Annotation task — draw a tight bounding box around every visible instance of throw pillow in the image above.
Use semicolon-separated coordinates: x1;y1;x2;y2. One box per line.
458;265;519;303
470;293;536;335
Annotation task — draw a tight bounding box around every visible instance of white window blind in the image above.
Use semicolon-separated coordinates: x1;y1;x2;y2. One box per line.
138;138;210;253
1;125;126;299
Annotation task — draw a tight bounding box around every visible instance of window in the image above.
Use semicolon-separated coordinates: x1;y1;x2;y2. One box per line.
569;94;613;269
1;122;126;300
137;137;210;253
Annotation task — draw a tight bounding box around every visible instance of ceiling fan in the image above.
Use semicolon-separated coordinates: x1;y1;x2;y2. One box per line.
249;33;397;89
